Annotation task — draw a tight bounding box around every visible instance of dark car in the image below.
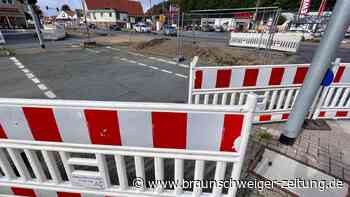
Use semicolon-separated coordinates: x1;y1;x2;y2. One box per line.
110;25;121;31
163;25;177;36
88;24;97;29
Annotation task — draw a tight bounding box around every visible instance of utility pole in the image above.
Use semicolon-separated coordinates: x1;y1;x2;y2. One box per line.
280;0;350;145
27;0;45;48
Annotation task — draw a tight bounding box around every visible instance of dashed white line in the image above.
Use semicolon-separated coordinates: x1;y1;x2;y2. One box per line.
44;91;57;99
149;66;159;70
22;69;30;73
178;64;189;68
86;48;100;54
9;57;56;99
37;84;48;91
129;60;137;64
106;46;121;51
25;73;35;79
161;69;173;74
175;73;188;78
137;62;147;67
31;78;40;84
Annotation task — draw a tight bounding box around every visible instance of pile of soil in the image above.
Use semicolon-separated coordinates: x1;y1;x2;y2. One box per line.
133;38;170;50
130;38;298;65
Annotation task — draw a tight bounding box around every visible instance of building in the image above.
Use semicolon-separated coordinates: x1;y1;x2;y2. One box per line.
85;0;143;28
0;0;28;29
56;10;78;26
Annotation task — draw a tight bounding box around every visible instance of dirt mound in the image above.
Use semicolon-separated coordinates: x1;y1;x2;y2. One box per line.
133;38;170;50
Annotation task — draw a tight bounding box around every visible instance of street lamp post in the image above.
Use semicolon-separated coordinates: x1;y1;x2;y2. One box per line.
27;0;45;48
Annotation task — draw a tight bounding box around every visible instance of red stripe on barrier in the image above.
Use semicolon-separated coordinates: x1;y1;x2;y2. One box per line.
336;111;348;117
216;69;232;88
282;114;289;120
319;111;326;117
334;66;345;83
0;123;7;139
293;67;308;84
152;112;187;149
57;192;81;197
194;70;203;89
84;110;122;145
11;187;36;197
243;69;259;86
259;115;272;122
269;67;285;85
220;114;244;152
23;107;62;142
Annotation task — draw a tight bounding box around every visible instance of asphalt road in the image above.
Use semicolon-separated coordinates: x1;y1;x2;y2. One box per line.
1;33;350;102
1;44;190;102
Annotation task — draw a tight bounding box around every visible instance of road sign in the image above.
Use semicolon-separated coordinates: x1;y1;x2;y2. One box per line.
321;68;334;86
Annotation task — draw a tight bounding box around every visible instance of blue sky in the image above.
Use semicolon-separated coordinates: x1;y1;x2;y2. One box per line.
38;0;163;15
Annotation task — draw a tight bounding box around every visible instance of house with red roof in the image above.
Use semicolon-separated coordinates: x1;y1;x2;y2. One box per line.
84;0;144;28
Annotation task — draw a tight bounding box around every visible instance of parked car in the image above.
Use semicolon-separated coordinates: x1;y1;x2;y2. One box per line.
110;25;121;31
134;24;151;33
163;25;177;36
201;25;214;32
88;24;97;29
214;25;224;32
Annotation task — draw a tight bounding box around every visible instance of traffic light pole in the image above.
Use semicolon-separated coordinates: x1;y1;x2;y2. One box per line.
28;3;45;49
280;0;350;145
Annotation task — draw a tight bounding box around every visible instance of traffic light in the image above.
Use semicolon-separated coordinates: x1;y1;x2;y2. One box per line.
46;6;49;10
27;0;37;5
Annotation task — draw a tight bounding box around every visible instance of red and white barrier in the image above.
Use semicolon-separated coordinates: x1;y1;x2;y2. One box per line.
0;97;256;197
189;57;350;123
0;99;252;153
192;63;350;90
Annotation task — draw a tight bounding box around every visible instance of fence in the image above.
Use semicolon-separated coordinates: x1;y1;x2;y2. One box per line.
0;30;5;44
229;33;303;53
0;96;256;197
188;57;350;123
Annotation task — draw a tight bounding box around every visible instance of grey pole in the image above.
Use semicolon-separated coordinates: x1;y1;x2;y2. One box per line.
28;4;45;48
280;0;350;145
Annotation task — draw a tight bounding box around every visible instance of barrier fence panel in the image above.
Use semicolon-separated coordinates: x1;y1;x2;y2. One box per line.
229;33;303;53
188;57;350;123
0;97;256;197
0;30;5;44
313;84;350;119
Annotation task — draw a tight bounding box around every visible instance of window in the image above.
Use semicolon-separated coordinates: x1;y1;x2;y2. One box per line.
93;13;96;20
100;12;103;17
7;0;13;4
109;12;112;17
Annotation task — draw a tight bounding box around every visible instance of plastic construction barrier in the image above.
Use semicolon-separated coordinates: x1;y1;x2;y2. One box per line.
188;56;350;123
229;32;303;53
0;96;256;197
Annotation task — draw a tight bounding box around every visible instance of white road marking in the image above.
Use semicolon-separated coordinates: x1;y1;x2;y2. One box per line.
137;62;147;66
106;46;121;51
44;91;57;99
178;63;189;68
37;84;48;91
175;73;188;78
129;60;137;64
128;52;145;57
86;48;100;54
31;78;40;84
161;69;173;74
9;57;57;99
25;73;35;79
149;66;159;70
22;69;30;73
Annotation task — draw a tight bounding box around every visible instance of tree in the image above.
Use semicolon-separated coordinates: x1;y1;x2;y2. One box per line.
61;4;71;12
32;4;43;17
